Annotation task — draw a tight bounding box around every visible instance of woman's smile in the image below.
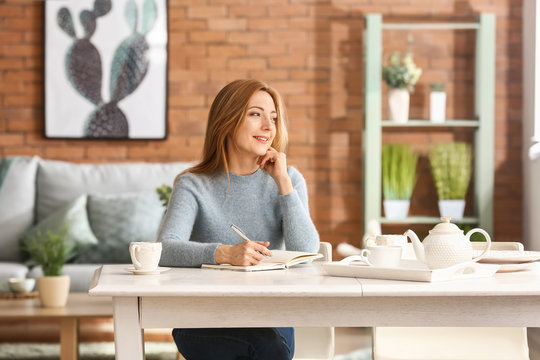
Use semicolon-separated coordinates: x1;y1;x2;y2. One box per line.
254;136;269;145
254;136;269;144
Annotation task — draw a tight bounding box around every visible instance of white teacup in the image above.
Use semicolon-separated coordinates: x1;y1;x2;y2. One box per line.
366;234;407;247
344;245;403;268
129;242;162;271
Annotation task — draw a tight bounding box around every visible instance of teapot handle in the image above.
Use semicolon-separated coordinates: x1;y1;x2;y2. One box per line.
466;228;491;262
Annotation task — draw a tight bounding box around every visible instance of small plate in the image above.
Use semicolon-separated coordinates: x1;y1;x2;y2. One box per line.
497;263;536;273
124;266;171;275
474;250;540;264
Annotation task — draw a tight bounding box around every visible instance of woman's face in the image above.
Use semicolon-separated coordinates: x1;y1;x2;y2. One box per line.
230;90;277;159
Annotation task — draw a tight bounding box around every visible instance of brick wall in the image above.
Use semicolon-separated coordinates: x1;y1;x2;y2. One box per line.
0;0;523;252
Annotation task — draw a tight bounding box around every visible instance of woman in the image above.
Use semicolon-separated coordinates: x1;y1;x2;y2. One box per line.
158;79;320;360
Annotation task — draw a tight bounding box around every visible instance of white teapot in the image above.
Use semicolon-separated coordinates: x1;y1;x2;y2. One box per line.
404;217;491;269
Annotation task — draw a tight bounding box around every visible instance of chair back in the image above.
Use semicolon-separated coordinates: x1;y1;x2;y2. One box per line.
472;241;524;251
316;242;332;262
403;241;524;261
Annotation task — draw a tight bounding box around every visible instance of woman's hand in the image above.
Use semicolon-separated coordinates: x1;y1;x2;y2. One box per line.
215;241;273;266
258;147;293;195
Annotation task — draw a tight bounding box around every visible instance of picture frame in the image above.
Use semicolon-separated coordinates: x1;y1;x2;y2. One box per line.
44;0;168;139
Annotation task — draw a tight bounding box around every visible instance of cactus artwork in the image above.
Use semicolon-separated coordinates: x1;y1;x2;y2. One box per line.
56;0;158;138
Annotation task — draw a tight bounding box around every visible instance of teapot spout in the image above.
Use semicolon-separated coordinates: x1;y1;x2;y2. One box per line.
404;229;426;264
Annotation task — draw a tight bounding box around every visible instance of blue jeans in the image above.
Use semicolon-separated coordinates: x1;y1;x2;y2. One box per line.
172;327;294;360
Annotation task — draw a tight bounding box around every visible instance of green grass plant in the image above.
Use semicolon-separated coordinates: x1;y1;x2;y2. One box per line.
429;142;472;200
382;144;418;200
22;227;73;276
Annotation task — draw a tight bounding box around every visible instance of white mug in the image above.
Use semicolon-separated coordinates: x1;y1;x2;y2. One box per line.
343;245;403;268
366;234;407;248
129;242;162;271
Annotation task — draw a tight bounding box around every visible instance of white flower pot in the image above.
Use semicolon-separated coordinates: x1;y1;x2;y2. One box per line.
37;275;70;308
388;88;410;124
384;200;410;219
430;91;446;123
438;200;465;220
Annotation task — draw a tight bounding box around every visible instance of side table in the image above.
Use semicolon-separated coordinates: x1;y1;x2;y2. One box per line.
0;293;112;360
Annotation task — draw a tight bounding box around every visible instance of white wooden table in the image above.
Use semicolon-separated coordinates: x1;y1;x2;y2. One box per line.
89;263;540;360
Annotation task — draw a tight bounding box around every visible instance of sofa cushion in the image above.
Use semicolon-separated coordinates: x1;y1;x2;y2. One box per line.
75;191;164;264
0;263;29;293
0;156;39;262
36;159;191;222
20;195;98;261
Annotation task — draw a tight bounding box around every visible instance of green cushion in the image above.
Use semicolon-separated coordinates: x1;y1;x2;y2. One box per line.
76;192;164;264
20;195;98;260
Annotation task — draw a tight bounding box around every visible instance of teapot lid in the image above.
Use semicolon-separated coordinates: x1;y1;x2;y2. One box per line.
429;217;463;234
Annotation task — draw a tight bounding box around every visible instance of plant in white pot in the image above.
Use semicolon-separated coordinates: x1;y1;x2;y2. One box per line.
382;52;422;124
382;144;418;219
22;228;73;308
429;142;472;220
429;83;446;123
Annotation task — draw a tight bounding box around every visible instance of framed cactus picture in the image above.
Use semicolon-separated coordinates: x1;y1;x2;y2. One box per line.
45;0;168;139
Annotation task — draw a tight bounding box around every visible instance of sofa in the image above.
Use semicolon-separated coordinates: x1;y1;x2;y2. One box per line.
0;155;192;293
1;157;337;358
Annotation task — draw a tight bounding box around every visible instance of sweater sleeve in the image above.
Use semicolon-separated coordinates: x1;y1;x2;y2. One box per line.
157;176;220;267
279;167;320;253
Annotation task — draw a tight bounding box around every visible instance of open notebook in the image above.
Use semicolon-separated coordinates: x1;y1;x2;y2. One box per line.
201;250;323;272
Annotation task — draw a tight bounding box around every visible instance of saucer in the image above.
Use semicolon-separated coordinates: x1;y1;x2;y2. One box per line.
124;266;170;275
475;250;540;264
497;263;535;273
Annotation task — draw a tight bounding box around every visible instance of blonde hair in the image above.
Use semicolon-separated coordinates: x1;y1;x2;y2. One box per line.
175;79;288;183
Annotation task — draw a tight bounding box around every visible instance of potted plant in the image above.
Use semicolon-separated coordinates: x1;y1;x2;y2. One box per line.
382;144;418;219
429;83;446;123
382;52;422;124
22;227;73;308
429;142;472;220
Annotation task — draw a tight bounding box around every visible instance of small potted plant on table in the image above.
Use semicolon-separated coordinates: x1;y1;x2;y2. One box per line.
22;228;73;308
382;52;422;124
429;142;472;220
382;144;418;219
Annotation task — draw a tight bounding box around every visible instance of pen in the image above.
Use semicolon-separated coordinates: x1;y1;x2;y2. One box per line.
231;224;252;242
231;224;271;257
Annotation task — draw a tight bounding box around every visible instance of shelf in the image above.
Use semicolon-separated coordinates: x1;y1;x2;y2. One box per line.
381;120;479;128
379;216;479;225
363;13;495;235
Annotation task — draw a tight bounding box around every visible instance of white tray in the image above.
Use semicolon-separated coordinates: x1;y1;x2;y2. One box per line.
473;250;540;264
322;259;500;282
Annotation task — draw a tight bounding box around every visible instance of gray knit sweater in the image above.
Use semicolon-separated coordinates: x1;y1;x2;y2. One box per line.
158;167;320;267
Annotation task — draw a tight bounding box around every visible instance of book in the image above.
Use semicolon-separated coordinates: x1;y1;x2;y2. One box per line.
201;250;324;272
